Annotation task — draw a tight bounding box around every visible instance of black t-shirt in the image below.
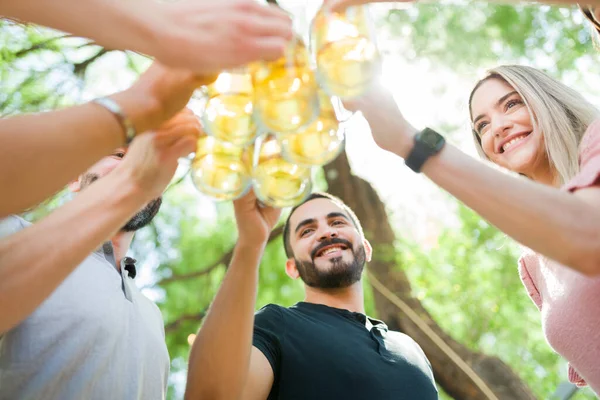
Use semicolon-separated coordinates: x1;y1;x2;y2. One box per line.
253;302;438;400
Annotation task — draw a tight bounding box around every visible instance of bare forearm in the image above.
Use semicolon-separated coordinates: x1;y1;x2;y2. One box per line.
0;91;156;217
393;134;600;274
0;170;148;333
0;0;159;56
186;240;266;400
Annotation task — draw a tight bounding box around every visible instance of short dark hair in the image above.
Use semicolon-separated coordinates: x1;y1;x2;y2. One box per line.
282;192;364;259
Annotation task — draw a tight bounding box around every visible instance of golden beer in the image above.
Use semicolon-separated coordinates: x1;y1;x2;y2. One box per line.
311;6;380;99
251;39;319;135
201;70;257;146
280;91;345;166
252;135;312;207
191;136;251;201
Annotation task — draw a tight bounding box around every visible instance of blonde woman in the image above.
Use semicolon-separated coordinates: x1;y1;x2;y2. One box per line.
349;65;600;393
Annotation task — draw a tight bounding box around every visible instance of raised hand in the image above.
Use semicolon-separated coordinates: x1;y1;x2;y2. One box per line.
111;62;215;137
116;109;201;201
344;81;416;157
150;0;293;74
233;190;282;247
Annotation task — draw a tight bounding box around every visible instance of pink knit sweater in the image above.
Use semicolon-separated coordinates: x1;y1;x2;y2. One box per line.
518;118;600;395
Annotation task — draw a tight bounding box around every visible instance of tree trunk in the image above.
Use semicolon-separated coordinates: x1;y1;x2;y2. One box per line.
324;151;536;400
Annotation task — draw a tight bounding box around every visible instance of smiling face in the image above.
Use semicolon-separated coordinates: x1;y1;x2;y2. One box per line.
285;198;372;289
470;78;551;178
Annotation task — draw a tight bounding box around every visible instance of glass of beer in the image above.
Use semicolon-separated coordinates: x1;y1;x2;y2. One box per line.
199;68;258;147
251;35;320;135
310;4;380;99
251;133;312;207
190;133;252;201
280;89;345;166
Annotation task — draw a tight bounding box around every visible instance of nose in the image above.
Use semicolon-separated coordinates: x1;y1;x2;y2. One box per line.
318;227;338;242
491;114;513;138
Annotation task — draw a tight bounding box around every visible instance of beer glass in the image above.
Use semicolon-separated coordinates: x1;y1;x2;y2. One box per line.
251;36;320;135
251;133;312;207
190;133;252;201
310;4;380;99
199;68;258;147
280;89;345;166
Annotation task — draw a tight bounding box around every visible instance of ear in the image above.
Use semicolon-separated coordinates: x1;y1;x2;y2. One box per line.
69;177;82;193
285;258;300;280
363;239;373;263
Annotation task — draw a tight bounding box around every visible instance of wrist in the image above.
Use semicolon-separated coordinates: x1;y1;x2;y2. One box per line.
109;88;161;138
232;238;268;270
236;236;269;254
391;122;418;159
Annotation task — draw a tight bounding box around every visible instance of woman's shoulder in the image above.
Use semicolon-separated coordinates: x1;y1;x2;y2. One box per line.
579;118;600;161
562;118;600;192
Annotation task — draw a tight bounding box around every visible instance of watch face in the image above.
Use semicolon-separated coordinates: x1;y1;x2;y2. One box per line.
420;128;445;149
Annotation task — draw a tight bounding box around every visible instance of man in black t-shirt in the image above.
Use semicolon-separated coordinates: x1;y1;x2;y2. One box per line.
185;191;438;400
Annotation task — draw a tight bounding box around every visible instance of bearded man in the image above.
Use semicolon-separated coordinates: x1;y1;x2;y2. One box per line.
185;191;439;400
0;110;200;400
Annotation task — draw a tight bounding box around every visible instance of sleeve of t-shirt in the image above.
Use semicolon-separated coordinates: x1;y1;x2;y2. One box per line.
518;252;542;311
0;215;29;239
563;118;600;192
253;304;286;378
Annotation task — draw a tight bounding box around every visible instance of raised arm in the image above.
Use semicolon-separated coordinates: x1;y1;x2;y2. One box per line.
351;84;600;276
185;191;280;400
0;110;200;334
0;63;208;217
1;0;292;74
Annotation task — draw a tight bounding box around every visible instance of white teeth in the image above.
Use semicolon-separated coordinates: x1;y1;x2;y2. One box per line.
320;246;344;256
502;135;527;152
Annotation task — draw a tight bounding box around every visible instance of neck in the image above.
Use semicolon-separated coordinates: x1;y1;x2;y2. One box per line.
303;281;365;314
111;231;134;269
529;166;560;187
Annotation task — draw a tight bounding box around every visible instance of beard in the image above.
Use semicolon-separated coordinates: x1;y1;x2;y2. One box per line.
294;237;366;289
80;173;162;232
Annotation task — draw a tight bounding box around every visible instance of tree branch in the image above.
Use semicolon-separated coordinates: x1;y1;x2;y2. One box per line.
72;48;109;78
15;34;74;58
165;311;207;333
157;225;284;286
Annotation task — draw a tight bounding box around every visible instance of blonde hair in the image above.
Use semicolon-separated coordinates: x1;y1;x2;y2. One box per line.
468;65;599;184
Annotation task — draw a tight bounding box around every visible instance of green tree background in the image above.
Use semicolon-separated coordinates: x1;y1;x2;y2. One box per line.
3;1;599;398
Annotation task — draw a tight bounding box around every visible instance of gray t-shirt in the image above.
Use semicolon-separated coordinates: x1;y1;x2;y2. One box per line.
0;216;170;400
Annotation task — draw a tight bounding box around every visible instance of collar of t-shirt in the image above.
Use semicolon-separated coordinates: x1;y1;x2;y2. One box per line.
94;241;138;301
94;242;137;278
295;301;388;332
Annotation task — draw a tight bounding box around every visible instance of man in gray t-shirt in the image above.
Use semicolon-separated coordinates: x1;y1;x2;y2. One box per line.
0;110;201;399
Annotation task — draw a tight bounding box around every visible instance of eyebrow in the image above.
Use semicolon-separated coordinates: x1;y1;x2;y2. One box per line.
327;212;350;222
295;218;316;235
472;91;518;127
294;212;351;235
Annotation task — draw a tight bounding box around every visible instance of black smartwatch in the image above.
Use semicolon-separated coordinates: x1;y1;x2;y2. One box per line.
404;127;446;173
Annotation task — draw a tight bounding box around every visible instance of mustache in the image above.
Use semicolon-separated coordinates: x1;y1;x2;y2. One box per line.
311;237;353;260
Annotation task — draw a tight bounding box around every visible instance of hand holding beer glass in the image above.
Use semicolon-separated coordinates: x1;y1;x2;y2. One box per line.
189;2;381;207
